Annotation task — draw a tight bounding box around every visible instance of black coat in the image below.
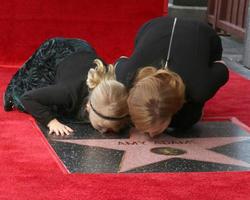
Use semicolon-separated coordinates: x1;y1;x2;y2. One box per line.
115;16;229;128
9;38;99;126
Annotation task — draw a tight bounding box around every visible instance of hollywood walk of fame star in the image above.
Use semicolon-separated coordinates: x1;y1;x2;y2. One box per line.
55;128;250;172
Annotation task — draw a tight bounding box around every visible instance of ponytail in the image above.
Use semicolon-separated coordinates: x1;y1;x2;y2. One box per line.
86;59;116;90
133;66;185;98
128;66;186;131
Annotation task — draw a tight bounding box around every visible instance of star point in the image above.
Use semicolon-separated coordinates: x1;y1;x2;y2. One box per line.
55;130;250;172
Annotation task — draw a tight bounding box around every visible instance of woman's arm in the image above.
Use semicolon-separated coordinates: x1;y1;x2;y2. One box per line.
20;84;74;136
115;19;160;87
134;19;154;46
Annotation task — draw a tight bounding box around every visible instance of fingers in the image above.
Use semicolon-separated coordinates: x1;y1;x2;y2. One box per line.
120;56;128;59
48;127;60;136
61;126;73;136
148;132;160;138
58;128;65;136
148;132;155;138
55;129;60;136
48;125;73;136
61;126;69;136
49;128;53;135
65;126;74;133
214;60;226;65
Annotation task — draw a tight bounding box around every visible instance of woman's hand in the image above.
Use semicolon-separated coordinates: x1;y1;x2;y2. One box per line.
47;118;74;136
114;56;128;68
214;60;226;65
119;56;128;59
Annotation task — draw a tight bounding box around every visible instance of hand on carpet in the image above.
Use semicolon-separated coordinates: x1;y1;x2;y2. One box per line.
47;118;74;136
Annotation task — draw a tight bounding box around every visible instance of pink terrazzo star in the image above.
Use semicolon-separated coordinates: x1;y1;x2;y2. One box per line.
55;128;250;172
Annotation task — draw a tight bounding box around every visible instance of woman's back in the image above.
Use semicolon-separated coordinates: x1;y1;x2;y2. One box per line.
116;16;228;103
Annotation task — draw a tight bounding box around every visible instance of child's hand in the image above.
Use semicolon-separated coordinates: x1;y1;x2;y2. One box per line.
47;118;73;136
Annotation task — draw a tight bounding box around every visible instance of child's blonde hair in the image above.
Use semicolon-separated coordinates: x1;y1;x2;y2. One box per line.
128;66;185;131
86;59;129;132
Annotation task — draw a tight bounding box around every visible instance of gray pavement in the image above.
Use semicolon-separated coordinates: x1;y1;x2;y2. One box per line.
221;36;250;79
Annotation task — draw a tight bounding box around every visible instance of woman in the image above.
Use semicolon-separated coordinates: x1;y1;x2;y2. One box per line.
115;16;229;137
4;38;129;136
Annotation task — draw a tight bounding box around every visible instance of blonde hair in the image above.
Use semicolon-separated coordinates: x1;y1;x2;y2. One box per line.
128;66;185;131
86;59;129;132
87;59;116;89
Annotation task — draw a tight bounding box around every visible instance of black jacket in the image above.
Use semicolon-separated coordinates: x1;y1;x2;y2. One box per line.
20;51;97;125
115;16;229;128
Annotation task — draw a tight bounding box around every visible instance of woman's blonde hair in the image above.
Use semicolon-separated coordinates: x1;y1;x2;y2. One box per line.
86;59;129;132
128;66;185;131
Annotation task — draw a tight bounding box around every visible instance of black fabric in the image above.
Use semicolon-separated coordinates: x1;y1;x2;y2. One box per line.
169;101;204;129
115;16;229;129
4;38;99;126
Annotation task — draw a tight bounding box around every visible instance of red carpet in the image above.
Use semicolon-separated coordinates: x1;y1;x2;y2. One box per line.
0;0;165;66
1;1;250;199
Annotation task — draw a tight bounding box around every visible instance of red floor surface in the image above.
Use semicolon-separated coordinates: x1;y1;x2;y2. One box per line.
1;0;250;199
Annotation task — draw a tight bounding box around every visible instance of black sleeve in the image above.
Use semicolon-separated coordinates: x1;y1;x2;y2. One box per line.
115;42;160;87
116;18;170;87
20;84;73;126
134;19;154;46
115;19;155;87
114;57;129;68
114;19;151;76
115;57;138;88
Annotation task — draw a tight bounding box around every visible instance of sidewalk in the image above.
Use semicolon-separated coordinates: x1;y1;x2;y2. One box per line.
221;36;250;79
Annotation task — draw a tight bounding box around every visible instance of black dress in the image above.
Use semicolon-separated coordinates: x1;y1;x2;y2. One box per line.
4;38;99;126
115;16;229;129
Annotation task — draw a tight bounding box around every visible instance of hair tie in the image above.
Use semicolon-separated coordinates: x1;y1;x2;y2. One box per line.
89;101;129;121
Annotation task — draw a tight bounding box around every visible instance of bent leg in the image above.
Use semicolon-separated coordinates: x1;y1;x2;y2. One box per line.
169;101;204;130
